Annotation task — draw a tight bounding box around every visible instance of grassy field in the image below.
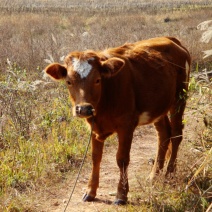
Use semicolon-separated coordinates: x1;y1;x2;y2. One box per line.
0;1;211;211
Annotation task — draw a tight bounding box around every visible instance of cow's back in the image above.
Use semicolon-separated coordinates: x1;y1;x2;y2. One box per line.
101;37;190;124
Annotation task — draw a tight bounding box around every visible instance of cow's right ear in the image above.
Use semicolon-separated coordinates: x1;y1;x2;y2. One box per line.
45;63;67;80
100;57;125;78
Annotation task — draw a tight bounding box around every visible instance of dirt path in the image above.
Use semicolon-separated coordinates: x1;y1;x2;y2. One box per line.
38;125;157;212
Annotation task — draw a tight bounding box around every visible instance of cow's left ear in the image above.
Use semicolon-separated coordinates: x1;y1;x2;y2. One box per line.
100;57;125;78
45;63;67;80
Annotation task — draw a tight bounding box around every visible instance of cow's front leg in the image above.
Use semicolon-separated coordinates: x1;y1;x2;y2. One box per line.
114;130;134;205
83;135;104;202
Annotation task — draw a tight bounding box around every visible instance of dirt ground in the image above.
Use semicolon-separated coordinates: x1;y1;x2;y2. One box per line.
36;125;158;212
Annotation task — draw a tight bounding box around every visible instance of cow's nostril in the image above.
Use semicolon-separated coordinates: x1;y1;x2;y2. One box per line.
87;105;94;116
75;105;82;114
75;104;94;117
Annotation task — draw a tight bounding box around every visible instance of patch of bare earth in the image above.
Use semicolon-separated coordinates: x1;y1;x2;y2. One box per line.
36;125;157;212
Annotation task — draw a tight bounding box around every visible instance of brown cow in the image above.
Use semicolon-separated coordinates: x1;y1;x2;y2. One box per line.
45;37;191;205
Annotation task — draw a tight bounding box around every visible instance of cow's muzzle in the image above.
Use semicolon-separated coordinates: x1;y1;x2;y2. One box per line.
75;104;95;118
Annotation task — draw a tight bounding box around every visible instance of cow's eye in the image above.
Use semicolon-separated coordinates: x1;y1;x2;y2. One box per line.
95;79;101;85
66;81;72;86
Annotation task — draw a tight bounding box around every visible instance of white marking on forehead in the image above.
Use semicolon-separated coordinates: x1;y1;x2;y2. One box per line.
72;57;93;78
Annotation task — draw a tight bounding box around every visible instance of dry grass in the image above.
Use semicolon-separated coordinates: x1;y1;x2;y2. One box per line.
0;1;211;211
0;2;211;71
0;0;211;11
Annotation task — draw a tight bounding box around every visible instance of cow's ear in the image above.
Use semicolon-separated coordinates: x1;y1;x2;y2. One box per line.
45;63;67;80
100;57;125;78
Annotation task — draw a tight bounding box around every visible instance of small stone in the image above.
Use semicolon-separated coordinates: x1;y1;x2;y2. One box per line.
53;201;60;206
109;192;117;196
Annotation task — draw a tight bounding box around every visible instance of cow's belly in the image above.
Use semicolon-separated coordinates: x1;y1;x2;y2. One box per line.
138;111;162;125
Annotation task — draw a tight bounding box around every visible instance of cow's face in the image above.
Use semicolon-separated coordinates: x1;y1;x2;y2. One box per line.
45;52;125;118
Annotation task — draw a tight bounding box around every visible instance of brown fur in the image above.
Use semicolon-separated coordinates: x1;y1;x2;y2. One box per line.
45;37;191;204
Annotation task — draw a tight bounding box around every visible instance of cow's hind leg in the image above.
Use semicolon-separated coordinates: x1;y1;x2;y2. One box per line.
166;100;186;177
83;135;104;202
149;115;171;181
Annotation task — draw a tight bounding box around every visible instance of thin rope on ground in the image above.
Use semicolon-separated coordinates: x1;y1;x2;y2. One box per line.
63;117;94;212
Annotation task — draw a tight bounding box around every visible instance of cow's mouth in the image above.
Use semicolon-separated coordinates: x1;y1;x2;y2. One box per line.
75;104;95;118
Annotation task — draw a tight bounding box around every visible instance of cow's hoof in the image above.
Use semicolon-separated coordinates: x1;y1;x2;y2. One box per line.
82;193;95;202
113;199;127;205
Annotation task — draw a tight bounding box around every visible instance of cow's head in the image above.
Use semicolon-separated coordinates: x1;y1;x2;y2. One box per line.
44;51;125;118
